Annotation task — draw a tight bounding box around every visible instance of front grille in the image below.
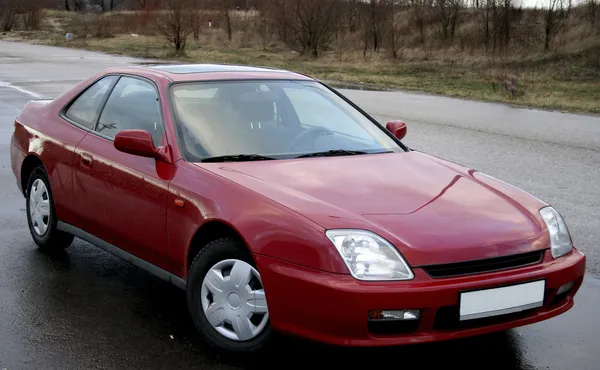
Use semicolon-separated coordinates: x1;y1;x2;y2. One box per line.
422;250;544;278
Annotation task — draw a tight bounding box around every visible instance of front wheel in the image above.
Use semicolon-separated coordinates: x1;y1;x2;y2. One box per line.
25;166;74;251
187;238;272;353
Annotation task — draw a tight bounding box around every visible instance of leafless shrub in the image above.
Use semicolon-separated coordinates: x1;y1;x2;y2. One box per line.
265;0;340;57
92;14;115;37
159;0;192;54
503;73;518;96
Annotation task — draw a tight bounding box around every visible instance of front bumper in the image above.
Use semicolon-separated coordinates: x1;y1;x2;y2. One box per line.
255;248;586;346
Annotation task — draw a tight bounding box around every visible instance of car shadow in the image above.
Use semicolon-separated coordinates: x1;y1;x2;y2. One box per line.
15;242;535;370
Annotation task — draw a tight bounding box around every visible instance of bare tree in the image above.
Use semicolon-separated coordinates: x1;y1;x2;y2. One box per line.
544;0;567;51
1;0;17;31
220;0;233;41
432;0;463;42
588;0;599;27
367;0;386;52
100;0;124;11
479;0;492;48
73;0;88;11
22;0;49;30
495;0;512;49
410;0;431;45
265;0;340;58
190;0;201;40
388;0;400;58
159;0;192;54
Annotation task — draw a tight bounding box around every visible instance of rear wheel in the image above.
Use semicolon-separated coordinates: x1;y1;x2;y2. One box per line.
25;166;74;251
187;238;272;353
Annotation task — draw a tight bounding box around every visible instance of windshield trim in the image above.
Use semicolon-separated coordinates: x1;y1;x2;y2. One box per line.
166;78;409;162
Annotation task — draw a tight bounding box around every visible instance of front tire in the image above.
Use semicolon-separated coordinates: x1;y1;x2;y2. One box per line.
187;238;272;353
25;166;74;251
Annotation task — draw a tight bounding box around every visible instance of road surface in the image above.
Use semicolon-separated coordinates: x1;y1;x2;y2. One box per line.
0;41;599;370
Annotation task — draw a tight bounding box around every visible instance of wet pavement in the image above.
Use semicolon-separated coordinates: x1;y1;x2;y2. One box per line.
1;41;600;369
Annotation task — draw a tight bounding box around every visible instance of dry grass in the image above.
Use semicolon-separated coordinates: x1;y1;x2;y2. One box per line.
2;9;599;114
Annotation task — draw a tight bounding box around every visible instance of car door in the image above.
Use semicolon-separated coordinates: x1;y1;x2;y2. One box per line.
72;75;172;269
54;75;119;224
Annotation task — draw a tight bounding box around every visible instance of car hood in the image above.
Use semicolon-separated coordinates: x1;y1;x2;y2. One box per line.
195;152;549;266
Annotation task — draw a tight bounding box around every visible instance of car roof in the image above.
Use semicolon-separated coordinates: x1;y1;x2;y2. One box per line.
105;64;315;83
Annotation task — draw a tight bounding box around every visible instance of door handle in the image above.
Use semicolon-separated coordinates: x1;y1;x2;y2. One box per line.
80;153;93;167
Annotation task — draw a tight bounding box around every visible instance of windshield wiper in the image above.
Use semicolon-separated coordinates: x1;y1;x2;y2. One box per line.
295;149;374;158
201;154;276;163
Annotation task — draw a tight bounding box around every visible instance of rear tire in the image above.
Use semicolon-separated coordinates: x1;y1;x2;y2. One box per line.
187;237;272;353
25;166;74;251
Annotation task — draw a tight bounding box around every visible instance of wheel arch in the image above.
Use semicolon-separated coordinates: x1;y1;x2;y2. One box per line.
20;154;46;197
186;219;251;274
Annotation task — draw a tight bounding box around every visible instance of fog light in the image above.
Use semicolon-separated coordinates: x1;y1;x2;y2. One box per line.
369;309;420;321
557;281;575;295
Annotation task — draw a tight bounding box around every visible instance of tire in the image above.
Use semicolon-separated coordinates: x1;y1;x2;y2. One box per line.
25;166;74;251
187;237;272;353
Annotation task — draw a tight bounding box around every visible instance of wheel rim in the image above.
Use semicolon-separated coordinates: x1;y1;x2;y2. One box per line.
29;179;50;236
200;259;269;341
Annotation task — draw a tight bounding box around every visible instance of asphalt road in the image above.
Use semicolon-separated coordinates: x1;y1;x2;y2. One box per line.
0;41;599;370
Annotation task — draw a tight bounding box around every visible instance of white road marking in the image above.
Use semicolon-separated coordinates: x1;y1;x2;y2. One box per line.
0;80;43;99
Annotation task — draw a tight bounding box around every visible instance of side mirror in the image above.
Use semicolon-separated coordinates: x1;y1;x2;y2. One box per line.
386;121;407;140
114;130;159;158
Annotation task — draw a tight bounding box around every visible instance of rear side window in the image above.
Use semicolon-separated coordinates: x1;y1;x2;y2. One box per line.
64;76;117;129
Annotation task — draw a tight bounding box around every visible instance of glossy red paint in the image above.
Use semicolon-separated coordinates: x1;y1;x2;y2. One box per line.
196;152;550;268
385;120;407;140
72;130;173;268
114;129;163;160
255;249;585;345
10;64;586;347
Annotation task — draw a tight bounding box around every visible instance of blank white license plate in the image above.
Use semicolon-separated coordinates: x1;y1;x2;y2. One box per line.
459;280;545;321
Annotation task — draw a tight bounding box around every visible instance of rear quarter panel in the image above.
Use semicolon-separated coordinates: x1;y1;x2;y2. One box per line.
14;99;89;223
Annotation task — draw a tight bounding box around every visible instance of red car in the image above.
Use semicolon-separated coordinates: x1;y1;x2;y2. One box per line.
10;64;585;353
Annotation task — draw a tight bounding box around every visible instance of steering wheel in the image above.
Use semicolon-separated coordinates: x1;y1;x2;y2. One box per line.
288;127;334;152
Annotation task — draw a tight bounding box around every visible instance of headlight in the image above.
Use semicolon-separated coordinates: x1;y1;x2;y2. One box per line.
325;229;414;281
539;206;573;258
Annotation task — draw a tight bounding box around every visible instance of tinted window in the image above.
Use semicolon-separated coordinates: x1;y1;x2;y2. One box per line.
97;77;164;146
64;76;117;129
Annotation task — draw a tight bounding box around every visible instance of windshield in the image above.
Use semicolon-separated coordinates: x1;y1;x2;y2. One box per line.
170;80;404;161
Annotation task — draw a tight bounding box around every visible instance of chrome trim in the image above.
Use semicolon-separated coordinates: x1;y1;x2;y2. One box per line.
57;221;186;290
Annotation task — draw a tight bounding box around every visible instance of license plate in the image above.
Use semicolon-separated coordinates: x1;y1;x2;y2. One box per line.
459;280;545;321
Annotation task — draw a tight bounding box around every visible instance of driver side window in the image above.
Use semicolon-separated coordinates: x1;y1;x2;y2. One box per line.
96;76;165;146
